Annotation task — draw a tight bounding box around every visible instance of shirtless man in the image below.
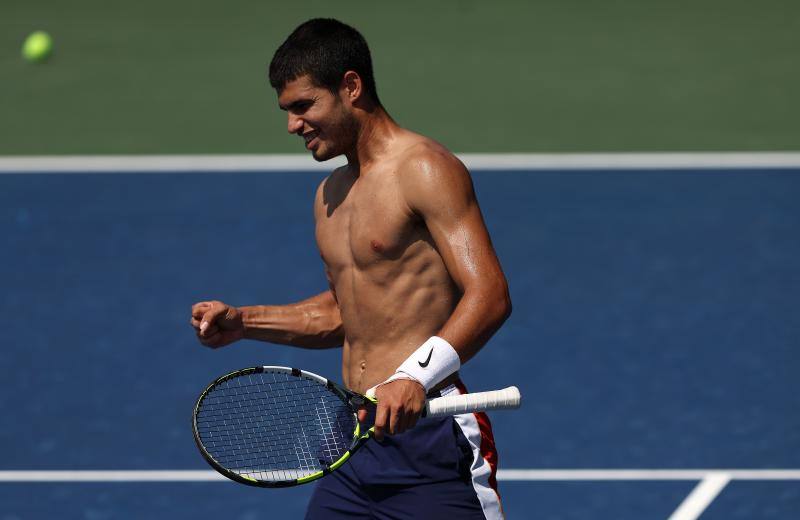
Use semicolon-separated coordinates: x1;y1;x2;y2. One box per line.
190;19;511;519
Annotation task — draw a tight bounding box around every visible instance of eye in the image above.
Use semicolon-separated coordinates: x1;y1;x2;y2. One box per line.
292;101;313;114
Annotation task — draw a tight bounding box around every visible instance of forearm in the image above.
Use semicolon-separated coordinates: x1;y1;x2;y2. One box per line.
437;281;512;363
240;291;344;349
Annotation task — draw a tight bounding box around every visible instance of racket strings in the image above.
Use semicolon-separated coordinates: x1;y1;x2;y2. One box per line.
195;370;356;483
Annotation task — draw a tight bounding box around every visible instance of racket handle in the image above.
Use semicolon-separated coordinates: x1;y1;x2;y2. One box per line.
424;386;521;417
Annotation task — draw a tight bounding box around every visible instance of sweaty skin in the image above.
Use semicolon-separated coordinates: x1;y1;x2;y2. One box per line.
191;73;511;440
316;138;502;394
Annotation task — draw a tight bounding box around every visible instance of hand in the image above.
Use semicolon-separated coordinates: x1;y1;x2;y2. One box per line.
190;300;245;348
358;378;426;441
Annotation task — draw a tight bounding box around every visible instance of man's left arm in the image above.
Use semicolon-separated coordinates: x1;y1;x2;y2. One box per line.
405;149;512;358
370;148;512;439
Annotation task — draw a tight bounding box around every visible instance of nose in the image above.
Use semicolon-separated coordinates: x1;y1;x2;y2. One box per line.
287;113;304;135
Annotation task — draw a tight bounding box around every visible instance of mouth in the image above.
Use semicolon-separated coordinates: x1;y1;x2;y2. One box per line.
302;131;319;150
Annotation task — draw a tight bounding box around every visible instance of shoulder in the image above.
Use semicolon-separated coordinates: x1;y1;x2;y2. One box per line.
396;136;474;211
314;166;350;216
398;136;468;181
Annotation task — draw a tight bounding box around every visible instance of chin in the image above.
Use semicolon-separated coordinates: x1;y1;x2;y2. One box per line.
311;145;340;162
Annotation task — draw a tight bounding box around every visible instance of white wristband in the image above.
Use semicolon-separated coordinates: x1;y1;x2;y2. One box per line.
387;336;461;392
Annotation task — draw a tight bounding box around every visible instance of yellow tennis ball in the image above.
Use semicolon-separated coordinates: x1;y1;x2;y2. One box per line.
22;31;53;63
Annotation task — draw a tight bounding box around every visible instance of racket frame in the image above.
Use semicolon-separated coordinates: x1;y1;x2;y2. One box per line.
192;365;375;488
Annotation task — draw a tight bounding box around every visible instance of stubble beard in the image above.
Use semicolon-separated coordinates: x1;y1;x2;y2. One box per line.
312;105;359;162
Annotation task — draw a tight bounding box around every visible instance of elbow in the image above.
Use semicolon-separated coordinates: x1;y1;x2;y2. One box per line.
502;293;512;323
475;279;511;328
497;283;512;325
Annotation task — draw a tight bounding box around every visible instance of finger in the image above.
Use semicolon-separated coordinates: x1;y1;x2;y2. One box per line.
357;406;367;423
373;403;388;441
190;316;213;330
403;405;422;432
400;406;417;434
200;323;220;338
406;407;420;430
192;301;213;319
388;407;401;436
396;408;410;435
200;307;224;333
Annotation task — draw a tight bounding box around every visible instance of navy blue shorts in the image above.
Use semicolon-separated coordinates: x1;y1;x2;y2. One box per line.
305;381;503;519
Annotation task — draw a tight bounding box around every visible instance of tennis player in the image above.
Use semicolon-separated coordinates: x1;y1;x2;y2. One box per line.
190;18;511;519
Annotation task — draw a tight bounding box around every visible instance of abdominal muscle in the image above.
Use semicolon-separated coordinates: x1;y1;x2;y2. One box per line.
332;245;461;394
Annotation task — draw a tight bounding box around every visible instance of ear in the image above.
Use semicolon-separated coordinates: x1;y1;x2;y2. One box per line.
341;70;363;104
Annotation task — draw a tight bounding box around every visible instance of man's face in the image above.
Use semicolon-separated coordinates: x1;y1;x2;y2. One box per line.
277;75;354;161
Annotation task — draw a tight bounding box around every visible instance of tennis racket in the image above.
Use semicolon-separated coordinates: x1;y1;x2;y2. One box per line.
192;365;521;487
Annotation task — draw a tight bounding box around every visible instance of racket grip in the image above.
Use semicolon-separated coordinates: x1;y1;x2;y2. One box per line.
424;386;521;418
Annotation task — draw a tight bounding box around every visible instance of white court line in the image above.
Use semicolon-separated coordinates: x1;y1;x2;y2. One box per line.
0;154;345;173
668;473;731;520
498;469;800;480
1;469;798;482
461;153;800;170
0;470;225;482
1;152;800;173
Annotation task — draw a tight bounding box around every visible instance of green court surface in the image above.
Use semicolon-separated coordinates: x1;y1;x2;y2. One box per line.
2;0;799;155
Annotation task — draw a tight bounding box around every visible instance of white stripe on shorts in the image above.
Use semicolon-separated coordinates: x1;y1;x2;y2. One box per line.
441;384;504;520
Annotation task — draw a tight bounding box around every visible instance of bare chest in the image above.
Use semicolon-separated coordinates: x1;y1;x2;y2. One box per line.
316;179;421;272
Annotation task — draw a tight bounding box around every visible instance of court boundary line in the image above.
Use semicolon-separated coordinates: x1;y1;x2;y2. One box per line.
1;152;800;173
3;469;796;519
667;473;731;520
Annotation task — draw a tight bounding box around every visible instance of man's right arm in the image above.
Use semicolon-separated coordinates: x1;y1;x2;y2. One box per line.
191;291;344;349
240;290;344;347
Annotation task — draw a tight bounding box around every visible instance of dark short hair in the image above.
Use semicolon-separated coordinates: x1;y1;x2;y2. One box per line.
268;18;380;104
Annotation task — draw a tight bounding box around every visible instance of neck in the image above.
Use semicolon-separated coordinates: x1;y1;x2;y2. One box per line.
344;105;399;172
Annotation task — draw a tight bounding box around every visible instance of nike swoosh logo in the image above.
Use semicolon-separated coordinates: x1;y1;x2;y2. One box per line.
418;348;434;368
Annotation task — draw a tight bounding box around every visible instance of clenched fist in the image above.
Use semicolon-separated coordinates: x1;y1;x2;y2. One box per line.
190;300;245;348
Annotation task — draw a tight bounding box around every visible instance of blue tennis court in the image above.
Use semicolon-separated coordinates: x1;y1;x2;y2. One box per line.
1;162;798;518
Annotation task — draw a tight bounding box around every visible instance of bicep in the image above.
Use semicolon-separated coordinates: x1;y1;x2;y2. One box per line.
404;156;505;291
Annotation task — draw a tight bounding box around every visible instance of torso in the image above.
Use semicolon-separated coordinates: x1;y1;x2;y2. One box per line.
314;134;460;393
